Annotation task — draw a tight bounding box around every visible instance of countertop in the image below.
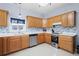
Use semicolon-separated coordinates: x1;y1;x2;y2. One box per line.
0;32;77;37
0;32;52;37
59;32;77;36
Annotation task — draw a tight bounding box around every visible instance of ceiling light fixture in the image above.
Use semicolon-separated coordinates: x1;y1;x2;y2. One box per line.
38;3;51;7
18;3;22;18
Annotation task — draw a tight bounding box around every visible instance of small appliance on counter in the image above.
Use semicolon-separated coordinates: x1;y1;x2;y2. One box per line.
43;28;47;32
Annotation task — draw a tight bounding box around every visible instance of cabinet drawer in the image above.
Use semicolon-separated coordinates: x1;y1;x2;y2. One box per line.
59;40;73;53
59;35;73;42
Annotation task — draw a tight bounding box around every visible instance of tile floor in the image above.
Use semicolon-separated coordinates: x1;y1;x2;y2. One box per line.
7;43;79;56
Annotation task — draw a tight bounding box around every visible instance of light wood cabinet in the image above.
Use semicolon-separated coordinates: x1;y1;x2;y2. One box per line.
42;18;47;28
37;33;51;44
53;15;61;23
0;37;3;55
0;37;8;55
47;15;61;28
37;33;45;44
45;33;51;44
0;9;8;26
7;36;21;53
0;35;30;55
21;35;30;49
47;17;54;28
67;11;75;26
27;16;43;28
61;14;68;27
61;11;76;27
58;35;75;53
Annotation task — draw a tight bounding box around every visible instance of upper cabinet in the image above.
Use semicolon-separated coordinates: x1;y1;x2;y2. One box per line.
47;17;54;28
27;11;76;28
67;11;76;27
42;18;47;28
53;15;61;23
27;16;43;28
0;9;8;26
47;15;61;28
61;11;76;27
47;11;76;28
61;14;68;27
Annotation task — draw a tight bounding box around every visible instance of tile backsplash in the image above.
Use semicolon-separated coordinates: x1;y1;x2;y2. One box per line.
26;28;43;34
46;25;77;34
0;26;9;33
0;25;77;34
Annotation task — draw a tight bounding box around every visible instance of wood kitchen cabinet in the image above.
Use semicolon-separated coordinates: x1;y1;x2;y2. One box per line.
0;37;8;55
0;35;30;55
0;37;3;55
7;36;21;53
44;33;51;44
37;33;45;44
47;17;54;28
21;35;30;49
61;11;76;27
53;15;61;23
37;33;51;44
47;15;61;28
42;18;47;28
61;13;68;27
67;11;76;27
27;16;43;28
58;35;76;53
0;9;8;26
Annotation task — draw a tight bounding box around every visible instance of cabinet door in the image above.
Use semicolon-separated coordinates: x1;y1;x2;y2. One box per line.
53;16;61;23
0;37;8;55
37;34;45;44
27;16;42;28
3;37;8;54
47;17;54;28
7;36;21;53
67;11;75;27
59;35;75;53
61;14;68;27
21;35;30;49
0;38;3;55
42;18;47;27
45;34;51;44
0;10;8;26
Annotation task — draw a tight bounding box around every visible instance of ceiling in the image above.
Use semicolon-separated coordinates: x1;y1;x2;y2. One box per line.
16;3;65;17
0;3;66;17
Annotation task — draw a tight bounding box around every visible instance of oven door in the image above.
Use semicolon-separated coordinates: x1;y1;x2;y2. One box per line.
51;36;58;48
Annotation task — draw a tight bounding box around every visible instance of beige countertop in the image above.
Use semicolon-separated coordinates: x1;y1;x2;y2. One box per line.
0;31;77;37
59;32;77;36
0;32;52;37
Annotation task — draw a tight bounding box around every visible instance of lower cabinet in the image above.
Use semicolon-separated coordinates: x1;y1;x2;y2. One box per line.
37;33;51;44
21;35;30;49
58;35;76;53
7;36;21;53
0;37;8;55
0;33;51;56
37;33;45;44
44;33;51;44
0;37;3;55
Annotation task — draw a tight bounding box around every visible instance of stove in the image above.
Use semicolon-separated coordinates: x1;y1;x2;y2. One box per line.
51;33;59;48
52;33;58;43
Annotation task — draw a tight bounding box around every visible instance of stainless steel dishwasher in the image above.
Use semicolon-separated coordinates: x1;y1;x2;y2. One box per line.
29;34;38;47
